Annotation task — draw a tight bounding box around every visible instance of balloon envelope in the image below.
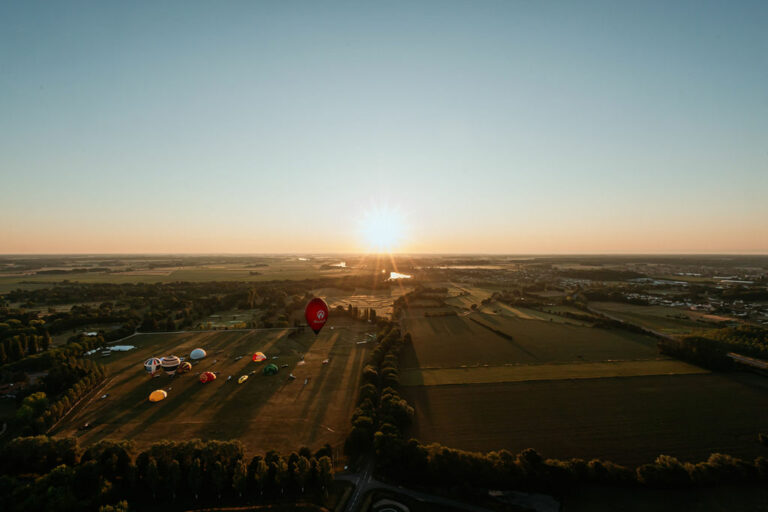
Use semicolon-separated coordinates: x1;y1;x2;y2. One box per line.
305;298;329;335
263;363;279;376
252;352;266;362
238;375;249;384
144;357;162;375
199;371;216;384
161;356;181;375
149;389;167;402
190;348;206;360
178;361;192;373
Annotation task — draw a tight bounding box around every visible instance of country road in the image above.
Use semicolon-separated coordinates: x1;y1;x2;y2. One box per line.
336;458;499;512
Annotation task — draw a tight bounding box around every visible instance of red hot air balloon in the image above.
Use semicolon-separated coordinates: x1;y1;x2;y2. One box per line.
305;298;329;335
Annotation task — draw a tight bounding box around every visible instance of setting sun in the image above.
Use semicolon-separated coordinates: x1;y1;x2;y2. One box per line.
359;207;407;252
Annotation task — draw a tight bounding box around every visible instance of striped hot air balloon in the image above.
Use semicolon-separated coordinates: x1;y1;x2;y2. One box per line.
161;355;181;376
199;371;216;384
144;357;162;376
252;351;267;362
178;361;192;374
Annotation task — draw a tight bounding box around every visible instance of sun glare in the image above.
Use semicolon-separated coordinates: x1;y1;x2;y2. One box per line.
359;207;407;252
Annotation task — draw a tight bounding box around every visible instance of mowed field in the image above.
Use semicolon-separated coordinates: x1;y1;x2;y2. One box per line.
398;301;768;467
588;301;733;335
55;320;373;456
401;310;660;369
402;373;768;467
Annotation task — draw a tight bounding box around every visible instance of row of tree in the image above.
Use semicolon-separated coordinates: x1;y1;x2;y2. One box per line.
346;325;413;459
0;437;334;512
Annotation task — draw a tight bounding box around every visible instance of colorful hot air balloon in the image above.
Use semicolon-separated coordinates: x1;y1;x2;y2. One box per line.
161;355;181;376
178;361;192;374
144;357;162;376
237;375;249;384
263;363;279;376
190;348;207;360
252;351;267;362
199;371;216;384
149;389;167;402
305;298;329;335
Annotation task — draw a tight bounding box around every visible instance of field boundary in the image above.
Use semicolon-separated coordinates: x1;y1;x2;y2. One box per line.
400;359;708;386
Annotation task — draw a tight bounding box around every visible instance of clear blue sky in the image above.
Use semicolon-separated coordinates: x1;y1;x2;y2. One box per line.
1;0;766;253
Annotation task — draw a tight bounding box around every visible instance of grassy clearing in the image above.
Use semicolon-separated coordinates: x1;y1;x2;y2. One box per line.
54;319;373;455
399;359;707;386
402;373;768;467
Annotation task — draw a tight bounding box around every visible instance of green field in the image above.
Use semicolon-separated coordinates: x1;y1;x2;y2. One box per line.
0;259;361;292
401;312;660;369
54;319;373;456
402;373;768;467
589;301;732;335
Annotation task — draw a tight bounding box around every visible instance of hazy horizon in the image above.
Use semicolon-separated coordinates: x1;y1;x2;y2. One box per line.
2;1;767;254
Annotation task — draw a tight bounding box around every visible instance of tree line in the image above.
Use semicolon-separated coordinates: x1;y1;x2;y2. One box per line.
0;437;334;512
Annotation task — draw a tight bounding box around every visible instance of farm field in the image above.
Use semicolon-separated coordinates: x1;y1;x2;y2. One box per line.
401;312;660;369
316;286;413;318
481;302;590;325
588;301;731;335
402;373;768;467
54;320;373;456
399;359;707;386
0;259;361;291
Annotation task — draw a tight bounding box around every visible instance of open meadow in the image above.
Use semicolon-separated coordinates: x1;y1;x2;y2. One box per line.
54;319;374;457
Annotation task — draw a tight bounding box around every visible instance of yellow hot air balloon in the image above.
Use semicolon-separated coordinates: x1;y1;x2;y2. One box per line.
149;390;167;402
238;375;249;384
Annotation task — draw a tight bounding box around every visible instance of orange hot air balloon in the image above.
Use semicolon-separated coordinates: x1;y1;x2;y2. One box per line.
252;352;266;362
305;298;329;335
149;390;167;402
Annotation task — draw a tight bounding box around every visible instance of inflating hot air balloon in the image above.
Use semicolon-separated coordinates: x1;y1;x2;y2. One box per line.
252;351;266;362
149;389;167;402
178;361;192;374
263;363;279;376
161;355;181;376
199;371;216;384
144;357;162;376
305;298;329;335
190;348;207;360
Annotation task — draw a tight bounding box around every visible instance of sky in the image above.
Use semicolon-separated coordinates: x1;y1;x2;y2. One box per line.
1;0;767;254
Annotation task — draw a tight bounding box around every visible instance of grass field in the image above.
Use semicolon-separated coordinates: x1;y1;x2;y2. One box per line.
401;312;660;369
481;302;591;325
399;359;707;386
54;319;373;456
0;259;361;292
316;286;413;318
402;373;768;467
589;301;732;335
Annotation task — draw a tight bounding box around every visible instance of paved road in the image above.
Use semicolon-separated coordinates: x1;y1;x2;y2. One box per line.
337;458;497;512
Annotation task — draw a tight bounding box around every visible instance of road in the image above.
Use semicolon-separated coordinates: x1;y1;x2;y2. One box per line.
336;457;499;512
